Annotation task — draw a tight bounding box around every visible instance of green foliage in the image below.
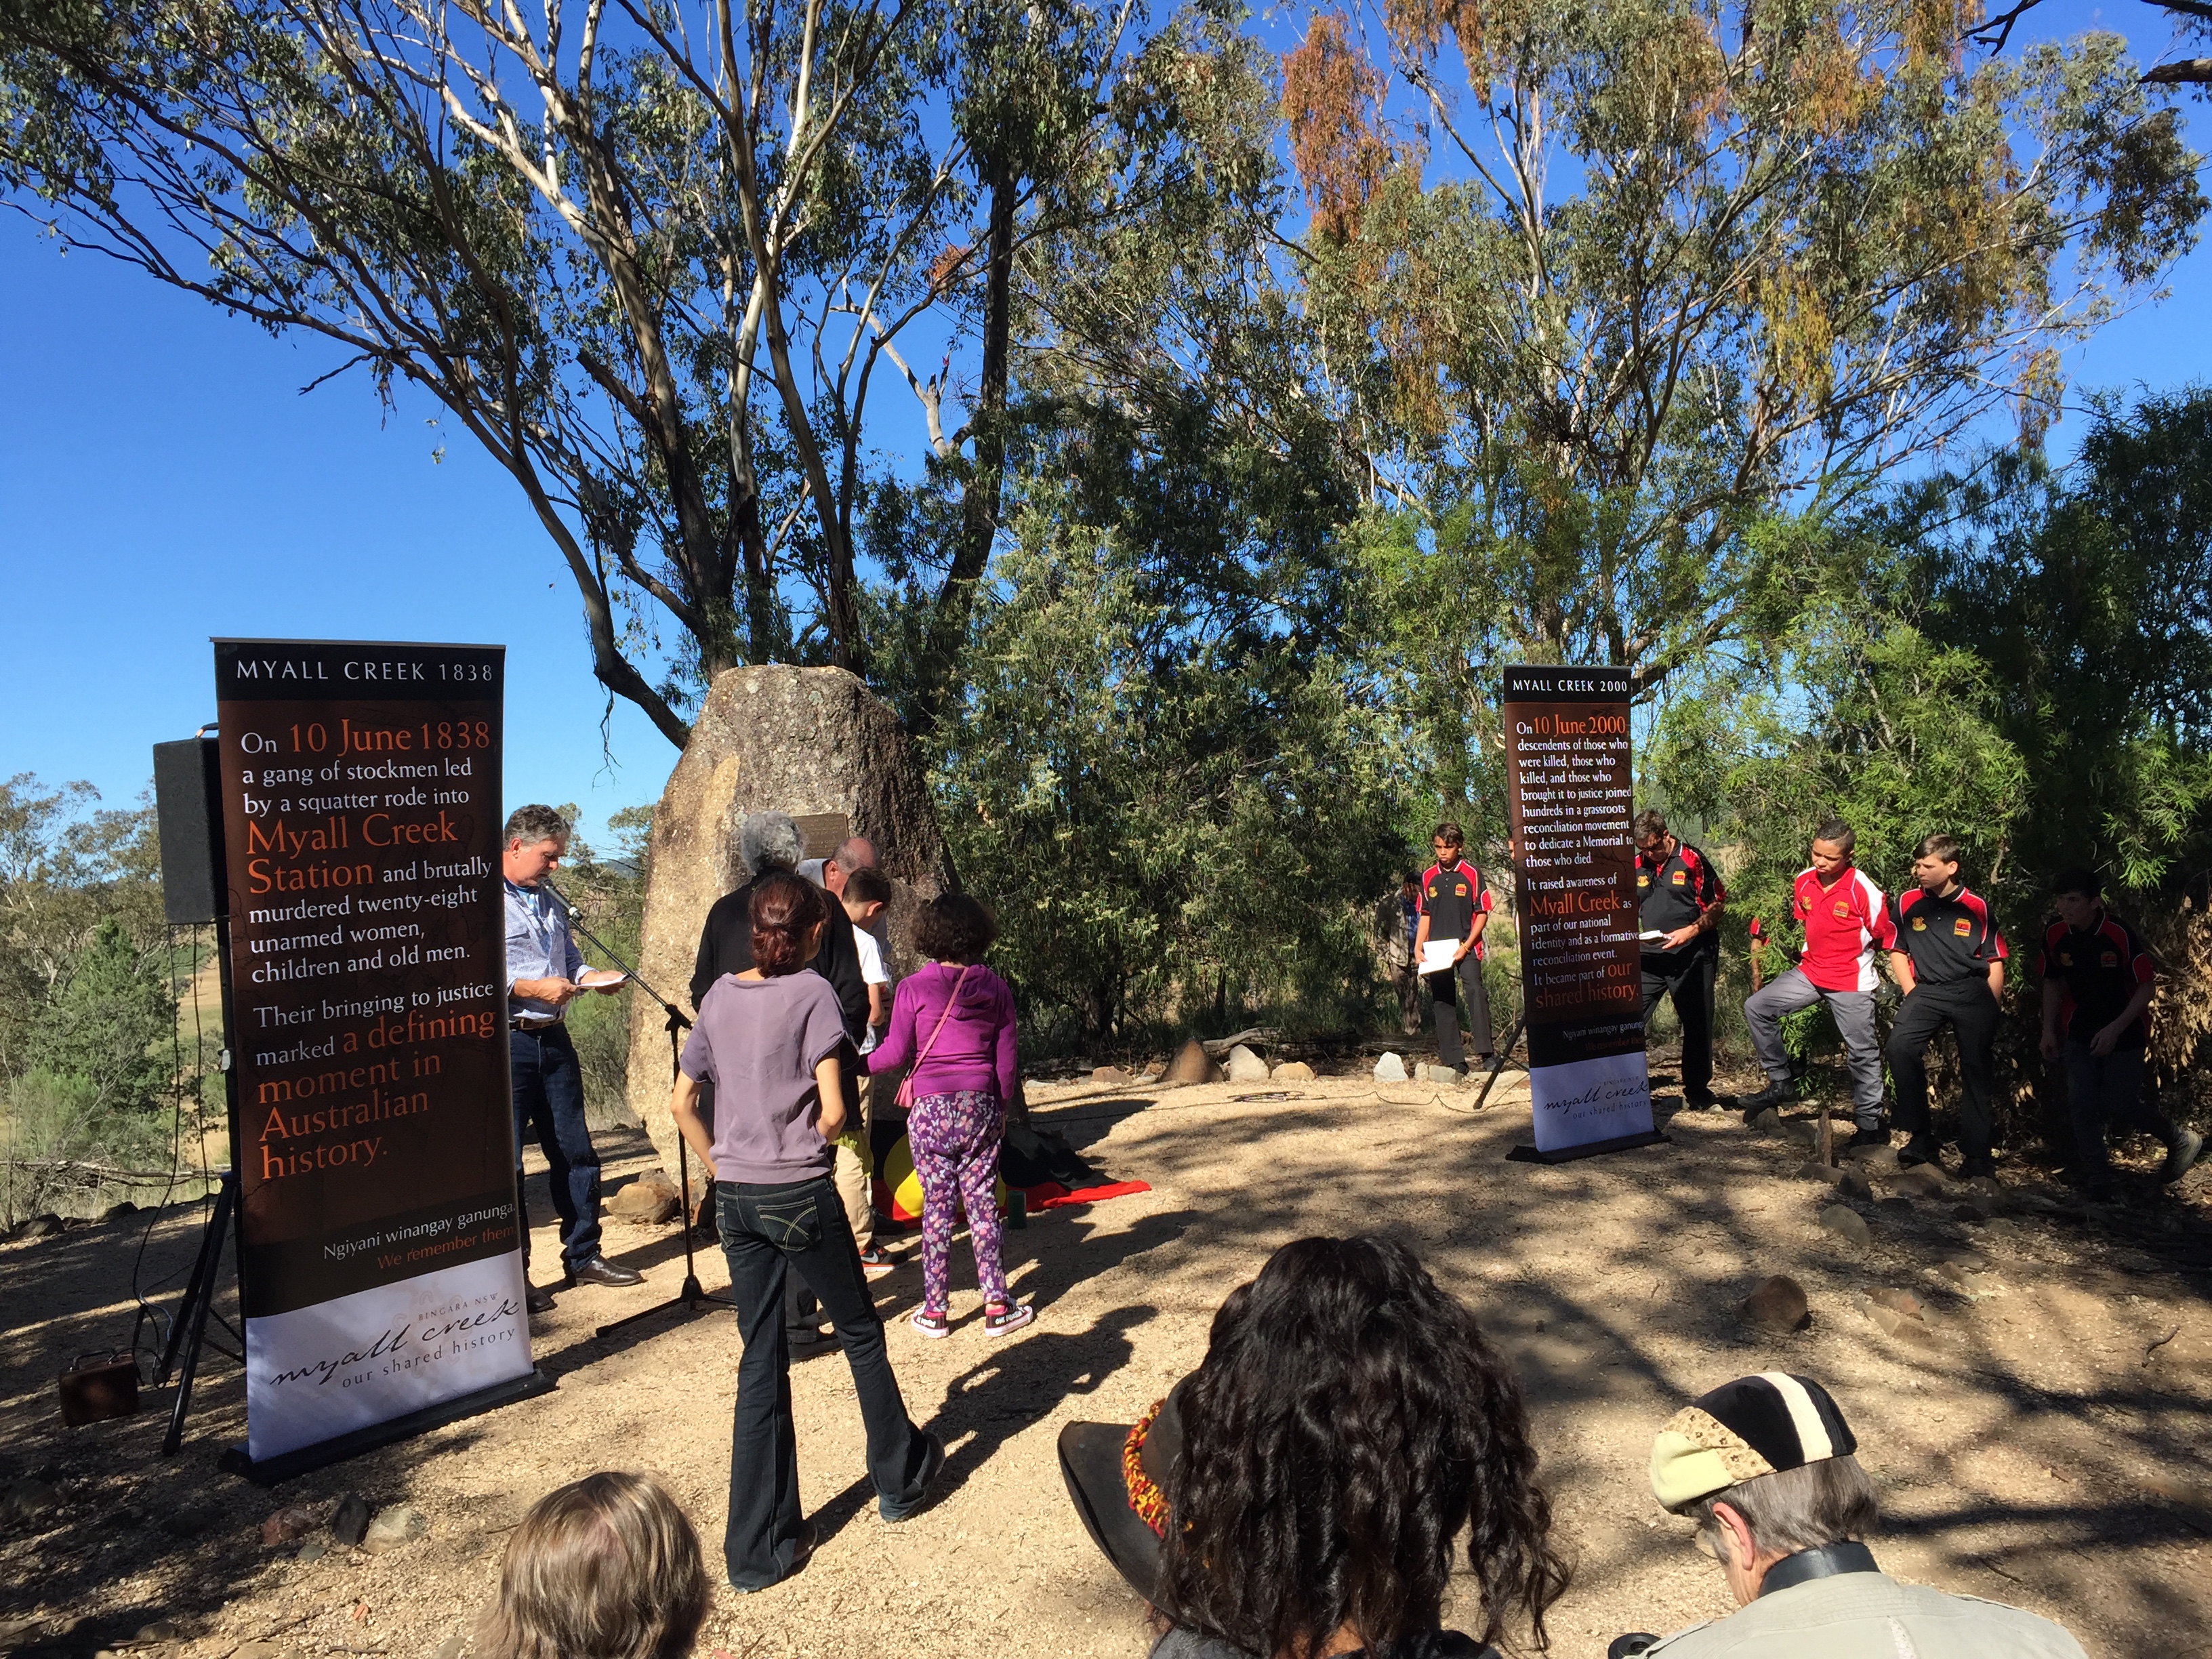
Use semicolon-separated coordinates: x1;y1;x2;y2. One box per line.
0;776;184;1218
26;917;176;1113
3;1067;175;1219
1294;0;2205;707
935;506;1401;1049
548;815;651;1126
1651;593;2029;937
1929;389;2212;892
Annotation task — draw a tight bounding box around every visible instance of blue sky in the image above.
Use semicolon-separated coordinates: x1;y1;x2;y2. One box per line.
2;0;2207;851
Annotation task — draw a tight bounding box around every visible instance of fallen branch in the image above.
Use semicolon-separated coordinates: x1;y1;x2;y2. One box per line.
2144;1325;2181;1366
3;1159;218;1187
1199;1027;1279;1057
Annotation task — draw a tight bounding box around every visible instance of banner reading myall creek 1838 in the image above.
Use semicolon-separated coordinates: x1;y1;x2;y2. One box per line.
1501;665;1654;1153
215;639;529;1463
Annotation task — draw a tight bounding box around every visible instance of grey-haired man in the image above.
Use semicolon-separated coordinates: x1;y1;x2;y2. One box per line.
1614;1372;2085;1658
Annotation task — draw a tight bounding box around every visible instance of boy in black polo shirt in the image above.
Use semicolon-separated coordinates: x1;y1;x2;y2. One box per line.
1414;821;1493;1071
2037;865;2201;1195
1883;834;2007;1179
1633;808;1726;1109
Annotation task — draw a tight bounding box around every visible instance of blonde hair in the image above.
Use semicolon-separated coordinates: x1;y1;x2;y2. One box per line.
479;1472;709;1659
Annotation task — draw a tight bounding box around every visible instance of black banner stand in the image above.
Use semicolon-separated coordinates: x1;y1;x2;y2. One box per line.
153;722;550;1484
1507;1128;1671;1165
219;1369;554;1486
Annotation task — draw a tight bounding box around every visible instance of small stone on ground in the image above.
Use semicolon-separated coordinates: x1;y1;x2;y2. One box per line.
1740;1274;1811;1332
361;1504;428;1554
1223;1045;1270;1082
1820;1205;1872;1247
329;1493;371;1547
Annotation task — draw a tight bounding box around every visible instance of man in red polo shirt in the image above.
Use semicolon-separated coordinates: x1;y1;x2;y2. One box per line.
2038;865;2201;1196
1414;821;1494;1073
1883;834;2007;1179
1741;819;1896;1146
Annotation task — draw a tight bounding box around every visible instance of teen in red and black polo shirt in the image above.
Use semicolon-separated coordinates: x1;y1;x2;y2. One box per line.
1633;809;1725;1107
1414;821;1494;1071
1740;817;1896;1143
2036;866;2200;1193
1882;834;2006;1179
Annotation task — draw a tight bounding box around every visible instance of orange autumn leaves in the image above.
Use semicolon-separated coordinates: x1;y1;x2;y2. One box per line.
1282;12;1397;243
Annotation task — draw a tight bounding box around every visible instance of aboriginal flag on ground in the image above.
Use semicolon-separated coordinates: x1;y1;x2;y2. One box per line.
867;1118;1150;1226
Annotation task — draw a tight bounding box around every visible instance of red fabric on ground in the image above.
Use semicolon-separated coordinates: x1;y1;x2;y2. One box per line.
1021;1179;1151;1211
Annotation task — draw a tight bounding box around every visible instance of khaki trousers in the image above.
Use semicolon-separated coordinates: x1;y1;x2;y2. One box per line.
832;1139;874;1252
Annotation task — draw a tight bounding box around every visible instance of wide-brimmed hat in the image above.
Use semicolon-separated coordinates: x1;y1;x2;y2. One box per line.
1057;1377;1189;1599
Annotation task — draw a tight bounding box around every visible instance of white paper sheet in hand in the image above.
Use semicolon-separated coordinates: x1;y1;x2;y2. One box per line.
1420;939;1460;972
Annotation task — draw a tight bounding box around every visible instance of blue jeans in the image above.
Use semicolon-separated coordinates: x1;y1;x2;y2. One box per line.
510;1024;602;1271
716;1177;933;1588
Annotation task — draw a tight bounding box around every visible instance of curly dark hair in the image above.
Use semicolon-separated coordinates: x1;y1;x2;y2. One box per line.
1153;1237;1568;1657
748;872;824;975
910;893;997;964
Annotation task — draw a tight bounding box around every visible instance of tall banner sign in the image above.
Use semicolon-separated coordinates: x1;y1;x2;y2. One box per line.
214;639;534;1467
1501;666;1660;1158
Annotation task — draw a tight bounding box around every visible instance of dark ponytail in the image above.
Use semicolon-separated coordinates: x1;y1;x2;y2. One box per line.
749;872;823;975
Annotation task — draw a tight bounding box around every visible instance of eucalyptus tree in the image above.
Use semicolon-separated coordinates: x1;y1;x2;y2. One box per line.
1283;0;2205;722
0;0;1208;741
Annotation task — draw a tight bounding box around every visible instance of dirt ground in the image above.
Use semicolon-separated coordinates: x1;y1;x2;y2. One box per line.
4;1052;2211;1659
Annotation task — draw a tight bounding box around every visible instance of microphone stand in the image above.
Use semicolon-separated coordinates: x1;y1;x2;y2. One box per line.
541;878;732;1337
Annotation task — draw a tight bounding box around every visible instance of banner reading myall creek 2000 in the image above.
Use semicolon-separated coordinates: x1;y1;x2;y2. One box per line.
215;638;531;1465
1501;665;1656;1155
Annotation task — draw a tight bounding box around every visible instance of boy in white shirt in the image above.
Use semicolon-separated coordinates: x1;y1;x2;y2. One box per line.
843;866;893;1052
838;866;895;1274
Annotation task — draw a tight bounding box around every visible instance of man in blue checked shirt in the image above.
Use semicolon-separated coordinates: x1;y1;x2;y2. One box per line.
503;804;642;1313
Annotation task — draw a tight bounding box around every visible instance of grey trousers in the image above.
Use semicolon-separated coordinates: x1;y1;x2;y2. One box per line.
1744;967;1885;1128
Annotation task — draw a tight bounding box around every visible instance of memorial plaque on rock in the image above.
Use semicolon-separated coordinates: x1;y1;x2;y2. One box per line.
792;813;851;863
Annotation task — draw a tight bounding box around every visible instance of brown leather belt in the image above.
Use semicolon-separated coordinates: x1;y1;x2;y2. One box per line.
512;1014;563;1031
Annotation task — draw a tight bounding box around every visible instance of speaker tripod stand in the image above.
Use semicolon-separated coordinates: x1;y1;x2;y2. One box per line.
130;1164;244;1455
540;882;732;1339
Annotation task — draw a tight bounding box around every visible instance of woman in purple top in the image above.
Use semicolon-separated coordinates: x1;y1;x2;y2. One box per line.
667;873;943;1590
867;894;1032;1338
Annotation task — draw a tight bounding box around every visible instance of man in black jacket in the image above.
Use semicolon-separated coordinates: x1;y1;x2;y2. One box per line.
692;814;868;1029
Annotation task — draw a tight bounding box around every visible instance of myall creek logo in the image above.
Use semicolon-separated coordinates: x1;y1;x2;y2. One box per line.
269;1292;520;1389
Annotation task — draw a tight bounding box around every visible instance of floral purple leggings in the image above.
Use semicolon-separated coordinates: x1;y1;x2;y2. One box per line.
907;1089;1006;1314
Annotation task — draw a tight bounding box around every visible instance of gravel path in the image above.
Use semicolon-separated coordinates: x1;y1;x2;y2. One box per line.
4;1062;2209;1659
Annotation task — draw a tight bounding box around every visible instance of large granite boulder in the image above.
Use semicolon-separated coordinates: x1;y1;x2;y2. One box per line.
623;667;956;1171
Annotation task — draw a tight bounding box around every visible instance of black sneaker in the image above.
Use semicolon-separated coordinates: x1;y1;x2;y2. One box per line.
1845;1126;1889;1151
1683;1092;1723;1111
1740;1082;1793;1120
880;1433;946;1523
1897;1137;1940;1169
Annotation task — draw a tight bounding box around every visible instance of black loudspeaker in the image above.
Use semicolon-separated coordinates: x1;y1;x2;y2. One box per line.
154;735;226;925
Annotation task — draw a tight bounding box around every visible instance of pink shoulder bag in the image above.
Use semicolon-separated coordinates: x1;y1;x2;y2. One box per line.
894;965;974;1113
